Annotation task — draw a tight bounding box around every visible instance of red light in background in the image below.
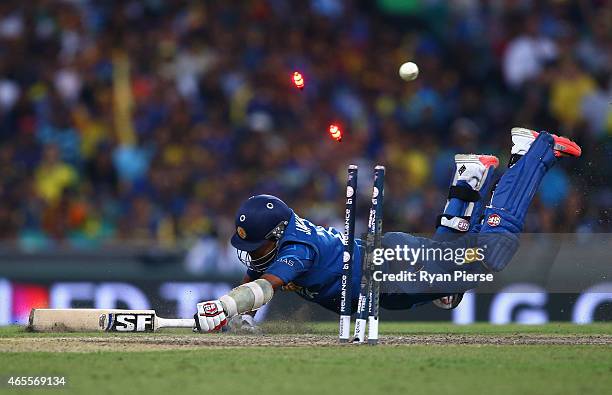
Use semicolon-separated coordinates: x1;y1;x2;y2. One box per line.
293;71;305;90
329;124;342;142
12;283;49;324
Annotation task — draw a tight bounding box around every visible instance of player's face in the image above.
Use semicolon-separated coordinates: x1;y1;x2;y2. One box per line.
250;240;276;260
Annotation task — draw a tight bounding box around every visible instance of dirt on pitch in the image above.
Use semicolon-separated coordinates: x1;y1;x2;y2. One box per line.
2;332;611;352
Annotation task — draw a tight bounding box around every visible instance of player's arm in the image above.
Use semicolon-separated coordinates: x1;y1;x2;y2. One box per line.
239;272;283;319
201;274;284;332
194;277;278;332
195;244;312;332
260;273;284;289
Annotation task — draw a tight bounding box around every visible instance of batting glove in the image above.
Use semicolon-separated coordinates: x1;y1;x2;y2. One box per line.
194;300;228;333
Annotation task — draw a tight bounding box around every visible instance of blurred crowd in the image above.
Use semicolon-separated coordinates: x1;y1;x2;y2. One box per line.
0;1;609;269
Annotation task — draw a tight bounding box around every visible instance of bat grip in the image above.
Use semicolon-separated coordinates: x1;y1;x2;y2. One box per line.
157;318;196;328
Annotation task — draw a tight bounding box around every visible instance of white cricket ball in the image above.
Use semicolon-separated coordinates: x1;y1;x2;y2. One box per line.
399;62;419;81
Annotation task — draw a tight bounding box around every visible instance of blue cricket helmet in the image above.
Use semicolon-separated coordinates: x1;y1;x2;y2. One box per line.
231;194;292;253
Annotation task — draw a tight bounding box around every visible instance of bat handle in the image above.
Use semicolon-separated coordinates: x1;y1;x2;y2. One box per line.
157;318;196;329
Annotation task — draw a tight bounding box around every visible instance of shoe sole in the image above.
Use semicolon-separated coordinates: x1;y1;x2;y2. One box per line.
511;127;582;157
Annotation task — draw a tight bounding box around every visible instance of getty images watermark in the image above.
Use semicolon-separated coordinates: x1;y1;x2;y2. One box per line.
370;245;495;284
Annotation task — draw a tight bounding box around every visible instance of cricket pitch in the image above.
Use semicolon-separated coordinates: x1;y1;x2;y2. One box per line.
1;323;610;395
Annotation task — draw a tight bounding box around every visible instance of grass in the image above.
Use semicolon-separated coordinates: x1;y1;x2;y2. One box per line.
0;323;611;395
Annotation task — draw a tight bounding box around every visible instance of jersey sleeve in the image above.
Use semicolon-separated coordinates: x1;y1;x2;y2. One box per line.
265;243;316;284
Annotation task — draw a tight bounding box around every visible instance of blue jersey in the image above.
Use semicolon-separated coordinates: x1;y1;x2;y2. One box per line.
247;211;362;313
244;212;468;313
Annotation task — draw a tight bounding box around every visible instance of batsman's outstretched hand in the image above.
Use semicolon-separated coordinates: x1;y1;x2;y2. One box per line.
194;300;227;333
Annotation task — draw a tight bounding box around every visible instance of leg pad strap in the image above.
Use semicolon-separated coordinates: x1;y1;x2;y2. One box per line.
436;214;470;232
448;185;480;202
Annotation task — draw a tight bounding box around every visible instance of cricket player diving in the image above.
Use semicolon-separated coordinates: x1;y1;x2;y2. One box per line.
194;128;581;332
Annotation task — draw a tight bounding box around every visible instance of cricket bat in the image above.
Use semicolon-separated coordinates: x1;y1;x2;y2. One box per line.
28;309;195;332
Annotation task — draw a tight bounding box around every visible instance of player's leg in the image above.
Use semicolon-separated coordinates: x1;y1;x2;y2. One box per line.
432;154;498;309
477;128;581;272
434;155;499;239
430;128;580;307
380;154;499;309
380;128;581;302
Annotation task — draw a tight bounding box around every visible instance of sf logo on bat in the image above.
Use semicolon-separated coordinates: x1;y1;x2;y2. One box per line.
99;313;155;332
